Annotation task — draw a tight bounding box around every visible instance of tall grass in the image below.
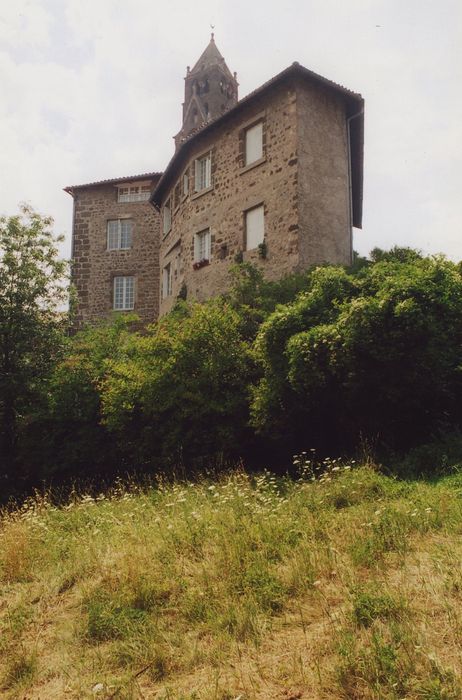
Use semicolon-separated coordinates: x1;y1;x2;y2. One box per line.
1;462;462;698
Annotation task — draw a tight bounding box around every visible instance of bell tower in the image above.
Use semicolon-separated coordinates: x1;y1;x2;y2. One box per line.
175;35;238;148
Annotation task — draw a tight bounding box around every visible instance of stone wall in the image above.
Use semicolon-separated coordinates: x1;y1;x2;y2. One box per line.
71;179;160;327
296;78;352;268
159;81;300;316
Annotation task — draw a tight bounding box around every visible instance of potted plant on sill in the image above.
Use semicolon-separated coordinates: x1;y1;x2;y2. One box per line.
193;258;210;270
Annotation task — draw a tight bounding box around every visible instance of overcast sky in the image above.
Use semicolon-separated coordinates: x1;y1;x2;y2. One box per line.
1;0;461;261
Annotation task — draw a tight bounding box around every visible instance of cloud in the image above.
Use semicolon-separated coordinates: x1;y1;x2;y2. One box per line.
0;0;461;261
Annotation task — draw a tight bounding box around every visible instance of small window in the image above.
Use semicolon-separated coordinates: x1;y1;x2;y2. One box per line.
245;122;263;166
107;219;133;250
194;152;212;192
162;263;172;299
183;170;189;196
174;182;181;209
194;228;211;262
118;185;150;202
163;199;172;236
245;204;264;250
113;276;134;310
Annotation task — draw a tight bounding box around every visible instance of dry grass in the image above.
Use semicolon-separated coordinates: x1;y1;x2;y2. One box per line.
1;461;462;699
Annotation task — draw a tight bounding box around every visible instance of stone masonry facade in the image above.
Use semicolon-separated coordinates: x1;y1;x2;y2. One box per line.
158;82;300;316
67;38;363;327
66;175;161;327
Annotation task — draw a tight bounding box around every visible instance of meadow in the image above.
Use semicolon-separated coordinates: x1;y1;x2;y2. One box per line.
1;460;462;699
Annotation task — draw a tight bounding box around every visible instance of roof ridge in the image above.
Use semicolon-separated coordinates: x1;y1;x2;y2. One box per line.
64;171;162;193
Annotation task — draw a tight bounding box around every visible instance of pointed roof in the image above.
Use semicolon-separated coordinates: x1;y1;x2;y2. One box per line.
189;34;234;79
153;61;364;228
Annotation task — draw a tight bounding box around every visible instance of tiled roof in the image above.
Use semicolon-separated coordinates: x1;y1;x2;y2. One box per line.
151;61;363;209
64;172;162;194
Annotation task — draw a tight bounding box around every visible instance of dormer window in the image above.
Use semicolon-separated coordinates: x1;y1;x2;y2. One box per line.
118;184;151;202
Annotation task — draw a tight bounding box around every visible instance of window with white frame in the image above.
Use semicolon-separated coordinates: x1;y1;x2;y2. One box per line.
194;228;211;262
162;263;172;298
245;122;263;166
194;152;212;192
163;198;172;236
117;184;151;202
113;276;134;310
107;219;133;250
245;204;264;250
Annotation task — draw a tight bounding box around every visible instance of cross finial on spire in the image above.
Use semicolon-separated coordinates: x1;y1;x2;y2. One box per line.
210;24;215;41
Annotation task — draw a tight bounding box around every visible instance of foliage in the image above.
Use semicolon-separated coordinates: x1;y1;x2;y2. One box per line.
252;255;462;454
6;245;462;488
0;204;68;480
26;315;136;483
101;299;256;470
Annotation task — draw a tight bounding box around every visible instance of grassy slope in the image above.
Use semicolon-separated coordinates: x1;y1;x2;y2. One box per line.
1;462;462;699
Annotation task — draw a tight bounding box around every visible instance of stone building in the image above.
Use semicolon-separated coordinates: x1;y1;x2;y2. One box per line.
66;36;364;325
64;173;161;327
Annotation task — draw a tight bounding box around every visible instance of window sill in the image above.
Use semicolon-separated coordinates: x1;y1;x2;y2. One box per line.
193;259;210;270
162;228;172;241
191;185;213;201
240;156;266;175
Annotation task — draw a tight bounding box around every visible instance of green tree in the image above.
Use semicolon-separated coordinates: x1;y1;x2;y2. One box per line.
101;300;255;470
0;204;68;480
17;315;137;486
252;255;462;455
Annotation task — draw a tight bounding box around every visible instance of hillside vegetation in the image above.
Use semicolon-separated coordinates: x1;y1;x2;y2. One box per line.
8;247;462;495
1;462;462;699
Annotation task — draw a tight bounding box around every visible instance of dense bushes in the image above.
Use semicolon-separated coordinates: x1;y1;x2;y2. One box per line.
101;300;255;470
5;250;462;491
252;254;462;454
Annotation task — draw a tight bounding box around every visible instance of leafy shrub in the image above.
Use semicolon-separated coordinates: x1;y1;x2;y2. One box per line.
252;256;462;457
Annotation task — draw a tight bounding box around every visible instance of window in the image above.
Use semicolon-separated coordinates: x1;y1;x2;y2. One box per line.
194;152;212;192
194;228;211;262
245;122;263;166
245;204;264;250
183;170;189;196
107;219;133;250
162;263;172;299
163;198;172;236
174;182;181;209
118;184;151;202
113;276;134;310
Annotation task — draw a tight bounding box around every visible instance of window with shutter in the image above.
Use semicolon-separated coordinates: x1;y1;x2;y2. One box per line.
162;264;172;298
194;228;211;262
245;122;263;166
194;153;212;191
245;205;265;250
163;199;172;236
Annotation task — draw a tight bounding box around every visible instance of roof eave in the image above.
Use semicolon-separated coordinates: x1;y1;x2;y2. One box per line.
151;62;363;207
64;172;163;196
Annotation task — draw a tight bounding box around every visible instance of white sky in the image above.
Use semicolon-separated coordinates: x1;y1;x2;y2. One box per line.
1;0;461;260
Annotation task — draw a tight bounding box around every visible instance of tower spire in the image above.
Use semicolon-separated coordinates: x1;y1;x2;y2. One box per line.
175;37;238;148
